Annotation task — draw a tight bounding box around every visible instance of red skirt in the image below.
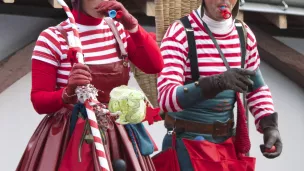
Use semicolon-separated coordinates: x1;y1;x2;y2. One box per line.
16;108;71;171
16;107;156;171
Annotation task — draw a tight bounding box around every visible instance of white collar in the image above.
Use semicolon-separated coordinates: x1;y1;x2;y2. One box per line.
197;5;234;35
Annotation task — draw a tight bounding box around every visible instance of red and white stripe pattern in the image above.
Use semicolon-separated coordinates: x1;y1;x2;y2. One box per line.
157;10;274;128
56;0;110;170
85;100;110;171
246;86;274;128
31;18;127;88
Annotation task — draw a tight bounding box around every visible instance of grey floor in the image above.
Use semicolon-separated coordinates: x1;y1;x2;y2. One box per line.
1;14;304;171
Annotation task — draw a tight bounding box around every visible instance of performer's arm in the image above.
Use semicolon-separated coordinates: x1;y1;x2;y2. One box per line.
95;1;164;74
30;29;65;114
244;27;275;132
124;25;164;74
31;59;66;114
245;26;282;158
157;22;209;112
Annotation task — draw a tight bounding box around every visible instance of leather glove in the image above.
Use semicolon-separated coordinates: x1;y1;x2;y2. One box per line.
198;68;255;99
62;63;92;104
95;0;138;30
259;112;283;159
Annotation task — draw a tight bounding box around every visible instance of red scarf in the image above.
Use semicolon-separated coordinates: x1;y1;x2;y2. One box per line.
234;92;251;155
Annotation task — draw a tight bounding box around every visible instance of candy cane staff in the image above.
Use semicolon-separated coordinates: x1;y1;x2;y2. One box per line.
15;0;164;170
55;1;110;170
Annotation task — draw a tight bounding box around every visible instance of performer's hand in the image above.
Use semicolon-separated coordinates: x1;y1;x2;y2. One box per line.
63;63;92;103
95;0;138;30
219;68;255;92
67;63;92;92
198;68;255;98
259;112;283;159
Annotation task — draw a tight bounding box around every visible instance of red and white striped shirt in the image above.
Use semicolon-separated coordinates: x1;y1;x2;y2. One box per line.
30;10;163;115
157;10;275;128
32;18;128;89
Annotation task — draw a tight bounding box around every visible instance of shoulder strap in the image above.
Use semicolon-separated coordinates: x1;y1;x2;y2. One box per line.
235;19;247;69
104;18;128;59
176;18;248;84
179;16;199;83
57;20;127;60
235;19;249;123
56;25;68;44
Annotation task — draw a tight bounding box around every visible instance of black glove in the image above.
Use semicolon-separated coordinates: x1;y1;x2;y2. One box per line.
198;68;255;98
259;112;282;159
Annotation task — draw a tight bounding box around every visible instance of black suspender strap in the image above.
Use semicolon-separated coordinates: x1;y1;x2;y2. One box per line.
179;15;247;83
234;20;250;145
235;20;247;69
203;21;231;70
180;16;200;83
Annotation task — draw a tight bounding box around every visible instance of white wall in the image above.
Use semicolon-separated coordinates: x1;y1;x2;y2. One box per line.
1;14;304;171
2;61;304;171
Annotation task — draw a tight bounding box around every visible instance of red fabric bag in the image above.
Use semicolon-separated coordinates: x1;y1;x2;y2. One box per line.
58;117;101;171
182;137;256;171
58;111;156;171
152;132;180;171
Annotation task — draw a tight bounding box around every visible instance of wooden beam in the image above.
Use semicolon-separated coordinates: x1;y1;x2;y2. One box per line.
236;11;244;21
145;1;155;17
250;25;304;89
131;0;155;16
2;0;14;3
48;0;62;9
0;42;34;94
263;13;287;29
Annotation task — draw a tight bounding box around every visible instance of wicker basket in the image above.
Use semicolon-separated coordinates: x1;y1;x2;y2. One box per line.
130;64;159;108
126;0;202;109
155;0;202;44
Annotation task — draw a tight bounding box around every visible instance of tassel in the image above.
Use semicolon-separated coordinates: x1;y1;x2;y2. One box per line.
234;92;251;154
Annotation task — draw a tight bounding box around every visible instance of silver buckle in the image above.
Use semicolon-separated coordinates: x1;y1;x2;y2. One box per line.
185;28;193;32
167;117;176;135
167;130;173;135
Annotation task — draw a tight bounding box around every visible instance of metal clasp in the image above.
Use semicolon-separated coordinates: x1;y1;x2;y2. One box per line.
167;117;177;135
185;28;193;32
282;0;288;11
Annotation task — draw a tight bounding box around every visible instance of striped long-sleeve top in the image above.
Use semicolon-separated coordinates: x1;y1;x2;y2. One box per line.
157;9;275;130
31;9;164;114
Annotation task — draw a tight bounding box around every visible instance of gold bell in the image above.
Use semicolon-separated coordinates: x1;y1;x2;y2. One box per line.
183;87;188;93
194;81;199;87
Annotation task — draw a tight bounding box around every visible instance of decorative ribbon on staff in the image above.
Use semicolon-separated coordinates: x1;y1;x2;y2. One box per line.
56;0;110;170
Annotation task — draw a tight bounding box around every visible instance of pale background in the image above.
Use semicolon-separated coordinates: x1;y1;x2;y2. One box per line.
1;14;304;171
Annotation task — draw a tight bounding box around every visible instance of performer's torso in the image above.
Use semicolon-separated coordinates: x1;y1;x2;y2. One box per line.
169;12;244;123
183;11;243;81
56;20;130;102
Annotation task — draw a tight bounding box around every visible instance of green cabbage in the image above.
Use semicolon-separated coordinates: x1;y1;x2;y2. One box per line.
108;85;146;124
